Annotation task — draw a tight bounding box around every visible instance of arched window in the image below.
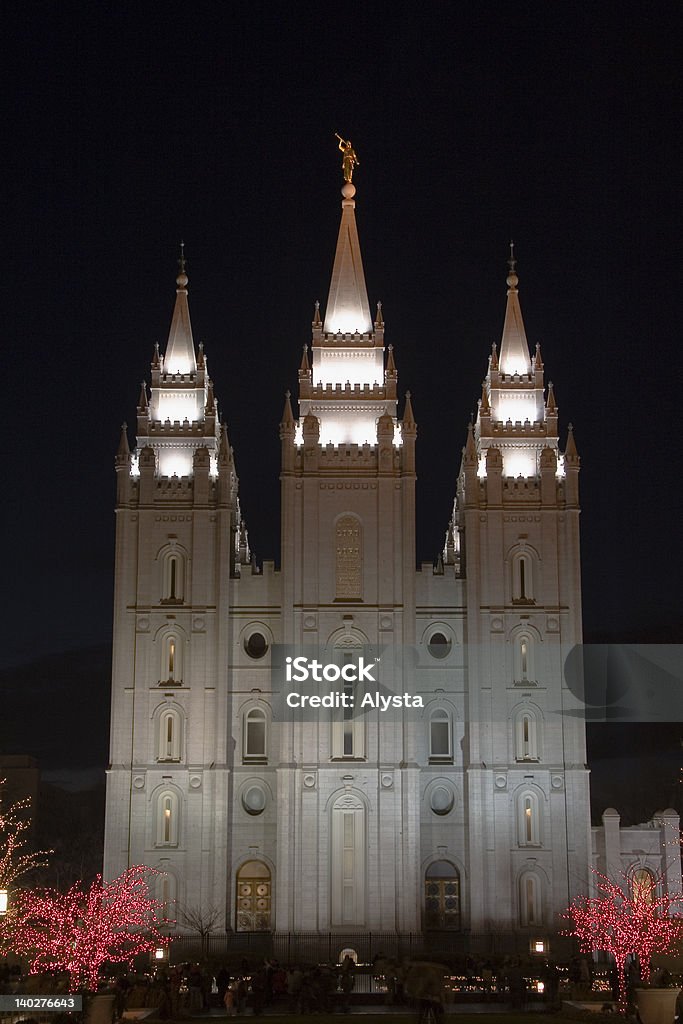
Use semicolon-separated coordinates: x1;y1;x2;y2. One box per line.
160;633;183;685
331;647;365;759
331;793;366;926
335;515;362;600
424;861;461;930
161;551;185;603
514;709;539;762
513;632;536;684
429;709;452;762
512;552;534;603
243;707;268;763
156;790;179;847
157;708;183;762
633;868;655;904
156;872;177;925
236;860;272;932
519;871;542;926
518;791;541;847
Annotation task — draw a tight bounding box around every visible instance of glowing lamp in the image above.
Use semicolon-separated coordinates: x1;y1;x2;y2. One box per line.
154;947;165;961
533;939;546;954
0;889;8;915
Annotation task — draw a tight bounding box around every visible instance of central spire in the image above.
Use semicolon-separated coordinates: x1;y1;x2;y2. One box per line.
323;179;372;335
498;242;532;376
164;242;197;374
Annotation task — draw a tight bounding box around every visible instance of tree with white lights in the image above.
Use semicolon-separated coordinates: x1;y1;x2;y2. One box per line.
0;785;50;897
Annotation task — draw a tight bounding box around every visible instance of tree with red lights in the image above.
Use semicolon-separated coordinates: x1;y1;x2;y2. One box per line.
6;866;171;989
563;870;683;1012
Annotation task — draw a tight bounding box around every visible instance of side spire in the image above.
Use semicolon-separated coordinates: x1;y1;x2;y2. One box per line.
116;422;130;460
164;243;197;374
280;390;295;428
402;390;416;429
565;422;579;460
323;177;372;335
499;242;532;376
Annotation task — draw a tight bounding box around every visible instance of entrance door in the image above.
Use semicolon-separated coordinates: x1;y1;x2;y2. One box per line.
236;860;271;931
424;860;461;930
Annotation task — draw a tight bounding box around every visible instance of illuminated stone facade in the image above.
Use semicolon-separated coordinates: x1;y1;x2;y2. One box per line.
104;179;594;941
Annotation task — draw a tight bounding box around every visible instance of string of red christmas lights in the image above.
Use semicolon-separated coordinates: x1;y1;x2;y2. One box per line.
563;870;683;1013
6;866;172;990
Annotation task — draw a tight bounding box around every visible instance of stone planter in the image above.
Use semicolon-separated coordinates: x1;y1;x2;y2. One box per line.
634;987;680;1024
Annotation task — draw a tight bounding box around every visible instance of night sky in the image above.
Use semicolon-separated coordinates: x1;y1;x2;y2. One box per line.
3;4;681;814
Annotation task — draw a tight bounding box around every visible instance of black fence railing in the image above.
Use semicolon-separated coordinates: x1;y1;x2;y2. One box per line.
166;930;574;965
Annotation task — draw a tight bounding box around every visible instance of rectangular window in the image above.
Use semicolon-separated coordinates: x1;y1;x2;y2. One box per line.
431;722;450;757
246;721;266;757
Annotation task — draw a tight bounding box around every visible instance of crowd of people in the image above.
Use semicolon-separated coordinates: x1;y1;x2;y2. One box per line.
109;955;356;1018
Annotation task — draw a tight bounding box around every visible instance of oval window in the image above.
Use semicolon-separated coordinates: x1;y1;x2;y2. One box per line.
242;785;267;815
244;632;268;659
430;785;454;816
428;632;451;659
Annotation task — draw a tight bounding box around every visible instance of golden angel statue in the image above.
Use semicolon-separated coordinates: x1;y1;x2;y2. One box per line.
335;134;359;183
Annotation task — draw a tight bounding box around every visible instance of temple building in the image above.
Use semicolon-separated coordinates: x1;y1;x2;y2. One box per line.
104;165;676;951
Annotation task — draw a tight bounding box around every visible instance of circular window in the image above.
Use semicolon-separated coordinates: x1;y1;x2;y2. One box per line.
244;632;268;659
430;785;454;816
242;785;267;815
428;632;451;659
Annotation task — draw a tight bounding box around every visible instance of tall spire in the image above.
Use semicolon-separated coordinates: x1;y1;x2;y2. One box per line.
498;241;531;376
164;243;197;374
323;182;372;334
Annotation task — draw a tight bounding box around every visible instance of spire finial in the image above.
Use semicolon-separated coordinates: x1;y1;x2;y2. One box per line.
176;241;188;289
117;422;130;459
507;240;518;290
403;390;416;429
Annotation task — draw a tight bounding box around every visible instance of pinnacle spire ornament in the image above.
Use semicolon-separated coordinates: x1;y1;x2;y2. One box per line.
117;423;130;459
323;144;371;334
164;245;197;374
499;243;531;375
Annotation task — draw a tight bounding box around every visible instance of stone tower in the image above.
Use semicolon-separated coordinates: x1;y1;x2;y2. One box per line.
276;178;421;932
104;251;244;917
452;246;590;931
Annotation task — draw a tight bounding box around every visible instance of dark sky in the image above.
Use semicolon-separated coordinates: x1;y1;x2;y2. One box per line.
3;4;682;810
